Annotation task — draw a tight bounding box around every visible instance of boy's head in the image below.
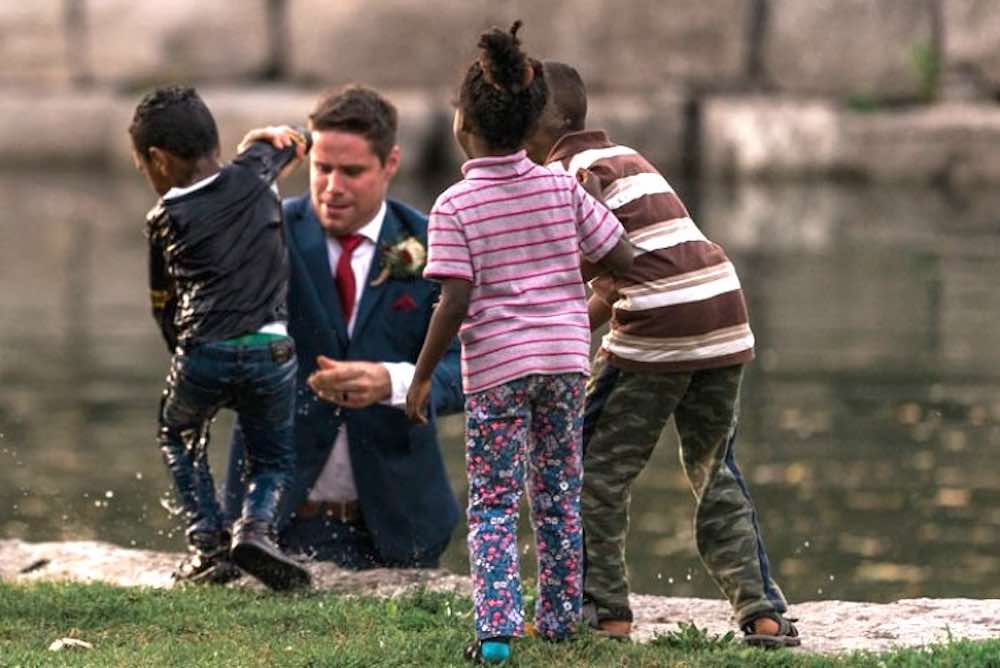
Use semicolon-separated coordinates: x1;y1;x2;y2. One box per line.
524;61;588;165
454;21;548;157
129;85;220;196
307;85;401;237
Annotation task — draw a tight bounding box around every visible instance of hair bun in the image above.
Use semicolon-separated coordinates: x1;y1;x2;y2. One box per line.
477;20;533;95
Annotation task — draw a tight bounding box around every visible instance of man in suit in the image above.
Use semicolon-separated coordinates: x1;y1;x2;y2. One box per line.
225;85;464;569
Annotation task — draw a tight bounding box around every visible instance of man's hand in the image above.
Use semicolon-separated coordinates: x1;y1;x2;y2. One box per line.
307;356;392;409
406;378;433;425
237;125;308;180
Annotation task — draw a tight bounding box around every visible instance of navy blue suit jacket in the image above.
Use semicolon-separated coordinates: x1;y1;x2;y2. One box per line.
226;194;463;565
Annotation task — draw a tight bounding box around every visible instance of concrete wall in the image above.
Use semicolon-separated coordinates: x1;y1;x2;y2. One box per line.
4;0;999;100
2;1;1000;182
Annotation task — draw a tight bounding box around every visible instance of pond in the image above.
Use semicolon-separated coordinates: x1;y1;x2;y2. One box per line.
1;169;999;604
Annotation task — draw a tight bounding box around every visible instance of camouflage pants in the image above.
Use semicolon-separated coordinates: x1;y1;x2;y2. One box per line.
581;357;787;626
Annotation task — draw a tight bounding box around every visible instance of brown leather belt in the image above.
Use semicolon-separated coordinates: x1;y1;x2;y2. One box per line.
295;499;362;525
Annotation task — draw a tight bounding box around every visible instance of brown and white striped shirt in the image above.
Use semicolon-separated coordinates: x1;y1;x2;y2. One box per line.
545;130;754;372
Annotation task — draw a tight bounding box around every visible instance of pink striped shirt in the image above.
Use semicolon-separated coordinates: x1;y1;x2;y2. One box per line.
425;150;625;394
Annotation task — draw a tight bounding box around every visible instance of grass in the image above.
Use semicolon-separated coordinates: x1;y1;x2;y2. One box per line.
1;582;1000;667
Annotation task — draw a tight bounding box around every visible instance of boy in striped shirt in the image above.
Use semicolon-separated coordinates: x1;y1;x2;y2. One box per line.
524;62;800;648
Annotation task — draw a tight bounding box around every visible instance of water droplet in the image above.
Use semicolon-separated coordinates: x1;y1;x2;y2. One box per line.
656;572;662;580
105;490;114;499
667;577;674;584
817;588;824;595
803;540;811;548
829;574;835;581
685;574;692;581
135;472;143;480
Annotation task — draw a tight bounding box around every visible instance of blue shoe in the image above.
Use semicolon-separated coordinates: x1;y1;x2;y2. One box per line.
464;638;511;664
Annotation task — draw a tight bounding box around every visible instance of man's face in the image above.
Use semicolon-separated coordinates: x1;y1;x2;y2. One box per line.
309;129;400;237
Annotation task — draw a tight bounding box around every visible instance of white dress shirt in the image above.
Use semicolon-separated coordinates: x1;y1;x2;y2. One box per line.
308;201;416;502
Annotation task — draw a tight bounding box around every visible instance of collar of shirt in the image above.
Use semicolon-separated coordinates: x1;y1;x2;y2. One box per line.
162;172;221;200
544;129;613;166
460;149;535;181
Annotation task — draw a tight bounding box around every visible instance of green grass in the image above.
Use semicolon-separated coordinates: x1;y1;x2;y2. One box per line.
1;582;1000;667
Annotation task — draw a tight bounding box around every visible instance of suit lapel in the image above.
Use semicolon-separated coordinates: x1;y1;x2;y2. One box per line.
296;206;349;349
351;207;401;342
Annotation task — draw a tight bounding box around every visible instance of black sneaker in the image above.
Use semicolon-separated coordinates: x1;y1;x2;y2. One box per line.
230;518;310;591
172;548;243;585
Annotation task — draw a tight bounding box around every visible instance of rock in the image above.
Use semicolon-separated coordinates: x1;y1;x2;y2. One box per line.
943;0;1000;99
762;0;935;102
701;95;1000;184
701;96;842;177
4;539;1000;654
287;0;748;92
0;2;73;88
0;91;116;167
85;0;270;89
841;103;1000;185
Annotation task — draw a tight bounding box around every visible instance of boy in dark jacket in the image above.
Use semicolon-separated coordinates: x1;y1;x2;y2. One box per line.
130;85;310;590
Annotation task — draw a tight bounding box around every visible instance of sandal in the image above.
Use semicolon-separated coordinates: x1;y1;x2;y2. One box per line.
464;638;511;664
741;612;801;649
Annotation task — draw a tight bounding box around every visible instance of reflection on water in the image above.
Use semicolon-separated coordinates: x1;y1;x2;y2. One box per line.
1;170;999;603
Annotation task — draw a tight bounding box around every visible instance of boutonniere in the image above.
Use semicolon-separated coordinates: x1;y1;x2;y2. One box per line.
370;235;426;286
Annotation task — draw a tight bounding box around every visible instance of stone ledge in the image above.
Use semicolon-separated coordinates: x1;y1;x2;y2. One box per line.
701;96;1000;184
0;87;689;177
4;539;1000;655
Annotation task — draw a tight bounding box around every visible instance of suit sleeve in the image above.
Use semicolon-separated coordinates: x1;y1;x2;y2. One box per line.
431;334;464;415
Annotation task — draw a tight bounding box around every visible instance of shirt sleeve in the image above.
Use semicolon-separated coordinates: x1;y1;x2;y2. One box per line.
423;203;474;282
380;361;415;408
145;206;178;351
233;127;312;186
571;180;625;264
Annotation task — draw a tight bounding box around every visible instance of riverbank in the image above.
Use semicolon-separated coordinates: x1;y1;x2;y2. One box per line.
3;539;1000;658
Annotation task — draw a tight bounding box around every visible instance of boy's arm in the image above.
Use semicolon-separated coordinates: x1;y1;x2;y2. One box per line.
587;292;614;331
406;278;472;424
234;126;312;185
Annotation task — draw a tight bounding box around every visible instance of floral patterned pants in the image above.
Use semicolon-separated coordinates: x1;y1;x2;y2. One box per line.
464;373;586;640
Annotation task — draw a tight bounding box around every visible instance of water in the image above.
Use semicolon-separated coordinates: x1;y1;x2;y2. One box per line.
2;169;999;604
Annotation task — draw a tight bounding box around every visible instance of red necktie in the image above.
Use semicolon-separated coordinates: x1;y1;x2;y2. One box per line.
335;234;364;320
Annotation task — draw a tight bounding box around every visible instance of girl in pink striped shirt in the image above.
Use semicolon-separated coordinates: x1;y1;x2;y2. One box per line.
405;22;632;664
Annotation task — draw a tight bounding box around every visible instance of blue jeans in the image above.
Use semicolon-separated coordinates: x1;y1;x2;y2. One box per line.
157;338;297;543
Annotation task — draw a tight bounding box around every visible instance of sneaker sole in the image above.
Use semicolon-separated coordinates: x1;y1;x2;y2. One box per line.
231;542;310;591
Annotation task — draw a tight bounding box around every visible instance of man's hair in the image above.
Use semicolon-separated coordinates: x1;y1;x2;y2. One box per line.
309;85;398;164
458;21;547;151
129;85;219;161
542;61;587;131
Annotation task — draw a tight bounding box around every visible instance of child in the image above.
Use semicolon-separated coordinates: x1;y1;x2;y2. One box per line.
523;62;800;648
405;23;633;664
130;85;311;590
